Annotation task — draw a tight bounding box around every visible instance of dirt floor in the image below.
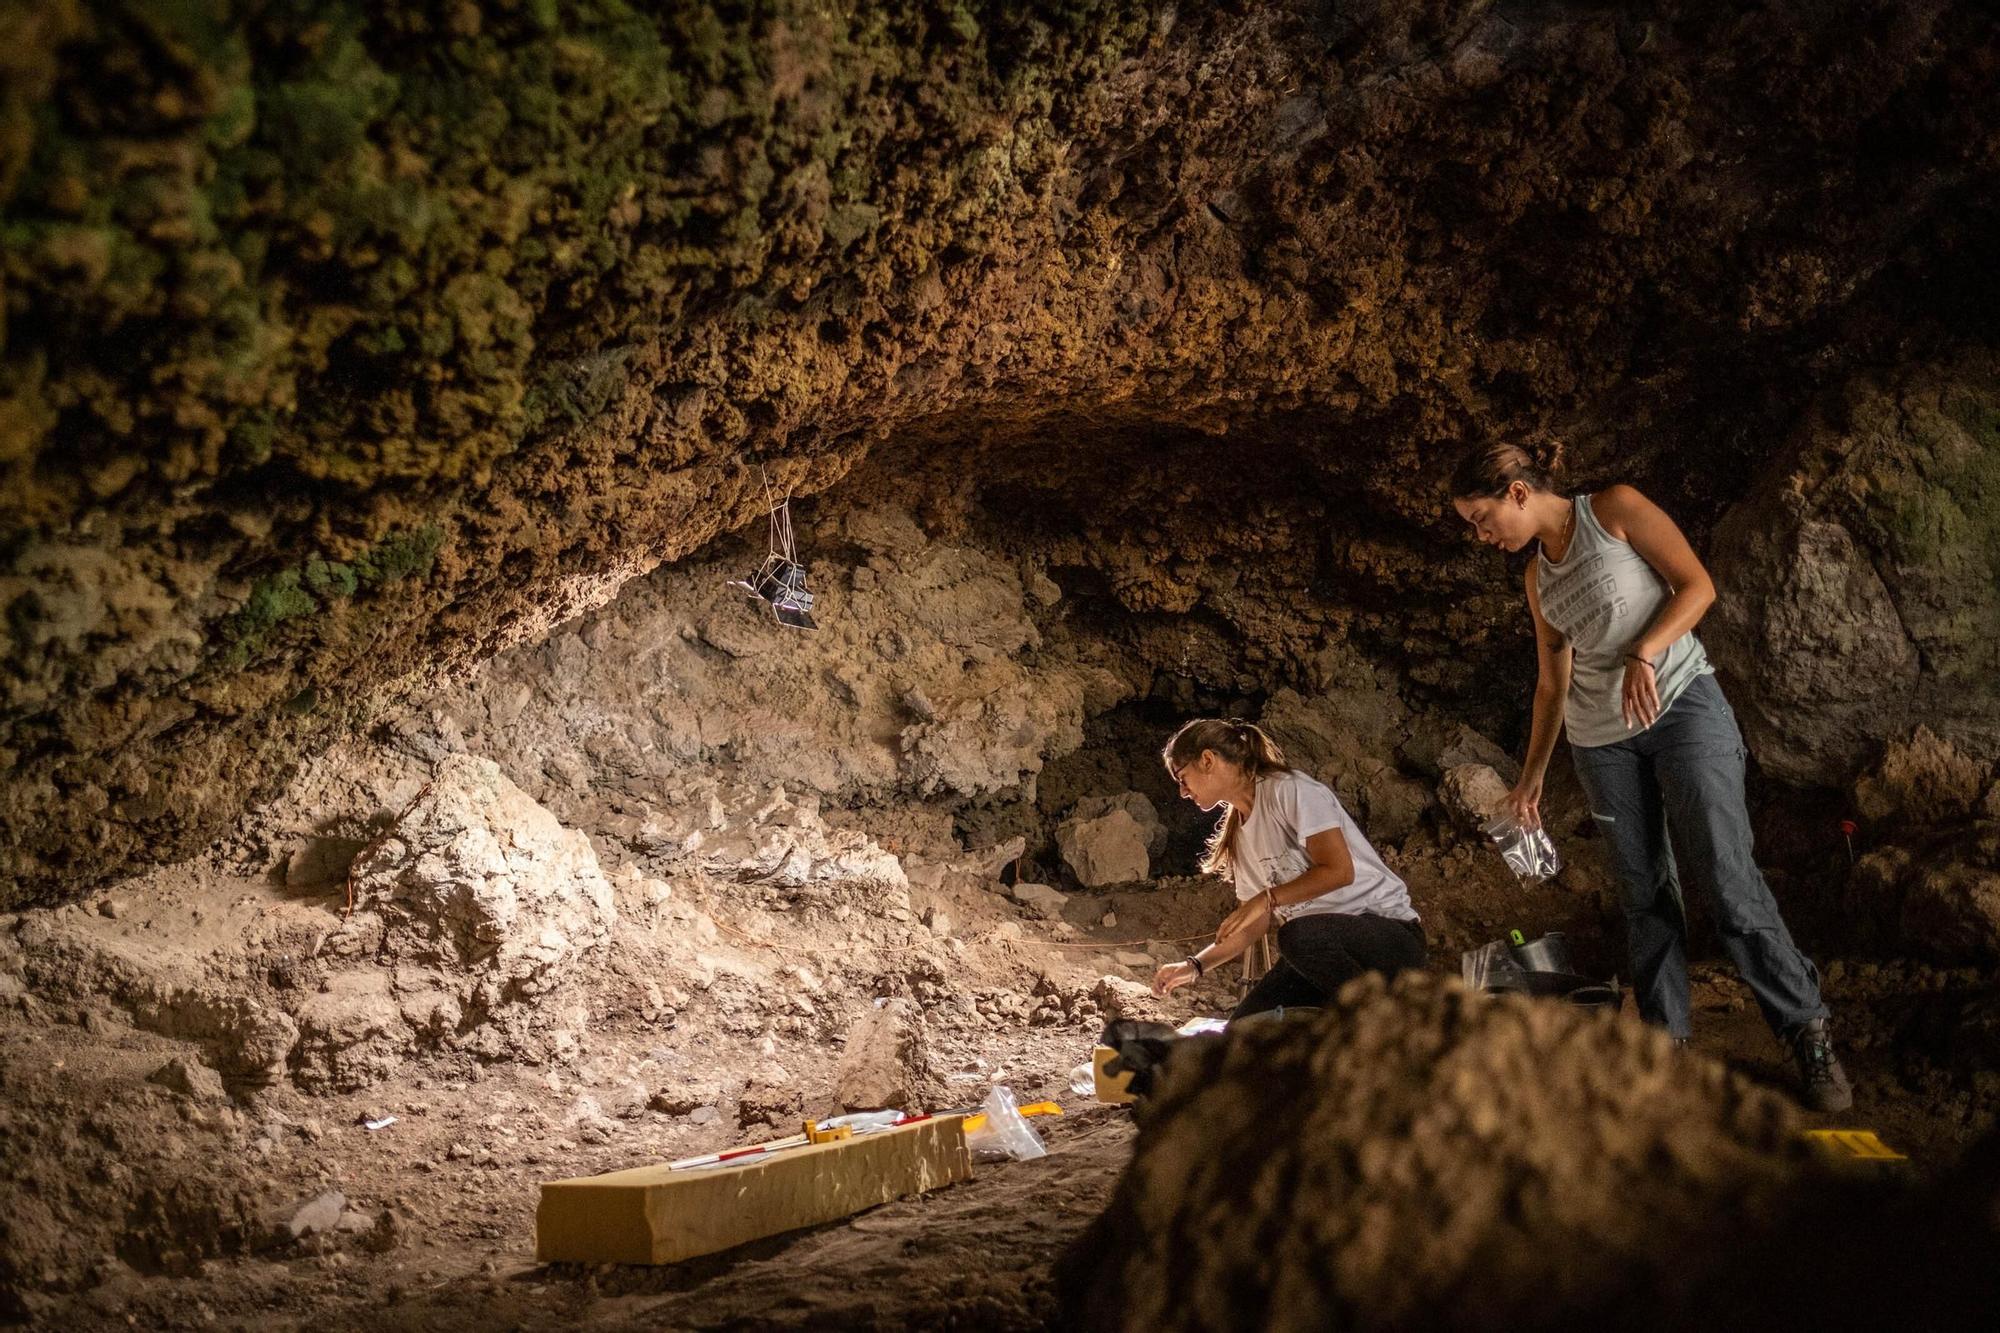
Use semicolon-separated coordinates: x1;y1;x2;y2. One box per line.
3;817;1995;1330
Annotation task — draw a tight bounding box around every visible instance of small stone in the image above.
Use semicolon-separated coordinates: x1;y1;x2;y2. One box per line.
1101;912;1118;928
1091;974;1173;1024
147;1057;225;1102
835;999;936;1111
687;1105;719;1125
1012;883;1070;917
277;1191;347;1241
648;1075;724;1117
737;1069;801;1128
1115;951;1154;969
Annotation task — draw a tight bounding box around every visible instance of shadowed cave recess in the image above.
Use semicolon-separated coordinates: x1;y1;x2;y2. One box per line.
3;1;2000;1328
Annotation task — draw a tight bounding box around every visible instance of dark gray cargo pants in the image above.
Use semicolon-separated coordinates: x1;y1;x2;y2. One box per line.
1568;672;1828;1039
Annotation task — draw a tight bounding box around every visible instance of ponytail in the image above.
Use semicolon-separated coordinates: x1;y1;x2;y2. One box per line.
1161;718;1290;879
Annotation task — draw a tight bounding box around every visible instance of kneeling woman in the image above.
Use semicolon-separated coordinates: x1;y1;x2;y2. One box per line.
1151;718;1426;1017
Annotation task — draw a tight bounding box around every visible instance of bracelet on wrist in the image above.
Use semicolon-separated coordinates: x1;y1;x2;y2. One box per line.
1624;653;1655;670
1185;954;1206;978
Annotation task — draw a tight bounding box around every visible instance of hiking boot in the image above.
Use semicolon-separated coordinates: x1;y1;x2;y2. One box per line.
1787;1017;1853;1113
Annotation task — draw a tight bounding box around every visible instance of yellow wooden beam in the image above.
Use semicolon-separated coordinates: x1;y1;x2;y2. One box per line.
535;1116;972;1266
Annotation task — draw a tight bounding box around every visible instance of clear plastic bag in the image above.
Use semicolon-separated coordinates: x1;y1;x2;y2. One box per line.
1484;814;1563;882
963;1084;1048;1162
1460;939;1528;992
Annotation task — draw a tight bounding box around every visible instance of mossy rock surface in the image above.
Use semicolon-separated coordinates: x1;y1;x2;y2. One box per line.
3;0;1999;901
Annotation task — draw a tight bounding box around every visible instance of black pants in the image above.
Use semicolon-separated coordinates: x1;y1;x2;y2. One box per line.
1232;913;1428;1020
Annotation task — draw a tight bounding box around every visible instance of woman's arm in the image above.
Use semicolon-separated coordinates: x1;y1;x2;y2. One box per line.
1592;484;1716;728
1214;827;1356;940
1268;827;1355;909
1507;562;1573;829
1154;896;1265;996
1155;828;1357;997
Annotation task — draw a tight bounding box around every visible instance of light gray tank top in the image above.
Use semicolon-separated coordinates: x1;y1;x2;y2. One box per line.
1535;494;1712;748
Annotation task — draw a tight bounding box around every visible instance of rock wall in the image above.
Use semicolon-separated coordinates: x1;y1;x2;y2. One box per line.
429;502;1132;818
4;1;1997;901
1708;353;2000;787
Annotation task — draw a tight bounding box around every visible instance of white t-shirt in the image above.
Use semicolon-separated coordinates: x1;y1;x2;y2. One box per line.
1230;770;1418;923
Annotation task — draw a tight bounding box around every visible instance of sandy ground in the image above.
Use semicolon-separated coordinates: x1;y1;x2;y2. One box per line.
3;827;1993;1330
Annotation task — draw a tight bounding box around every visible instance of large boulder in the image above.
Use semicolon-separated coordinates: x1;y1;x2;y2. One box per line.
1356;768;1429;843
1707;356;2000;787
1059;973;1808;1331
1058;807;1153;887
1070;793;1167;857
351;753;616;994
306;754;617;1087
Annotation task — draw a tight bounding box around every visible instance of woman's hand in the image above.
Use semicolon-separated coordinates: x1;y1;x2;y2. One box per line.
1152;961;1198;997
1622;655;1662;730
1504;773;1545;831
1217;891;1274;946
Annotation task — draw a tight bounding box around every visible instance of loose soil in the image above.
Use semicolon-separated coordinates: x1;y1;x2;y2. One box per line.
4;823;1996;1330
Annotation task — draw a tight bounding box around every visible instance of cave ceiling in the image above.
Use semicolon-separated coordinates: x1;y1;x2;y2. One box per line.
1;0;1997;902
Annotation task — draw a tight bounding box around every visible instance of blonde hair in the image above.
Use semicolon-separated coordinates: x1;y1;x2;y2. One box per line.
1161;718;1290;879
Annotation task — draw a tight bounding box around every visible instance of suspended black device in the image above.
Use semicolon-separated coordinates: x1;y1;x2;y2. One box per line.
729;473;818;630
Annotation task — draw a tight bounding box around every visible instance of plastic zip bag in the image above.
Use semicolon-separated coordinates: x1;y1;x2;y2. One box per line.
1484;813;1563;882
962;1084;1048;1162
1460;939;1528;992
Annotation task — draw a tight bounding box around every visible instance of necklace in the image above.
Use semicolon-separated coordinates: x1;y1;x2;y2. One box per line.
1548;499;1576;561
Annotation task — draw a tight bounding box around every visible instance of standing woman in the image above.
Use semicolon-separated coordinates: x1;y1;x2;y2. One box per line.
1151;719;1427;1019
1449;442;1851;1111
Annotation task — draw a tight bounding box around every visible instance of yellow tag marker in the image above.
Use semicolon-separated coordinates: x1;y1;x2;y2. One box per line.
803;1119;852;1144
962;1101;1062;1135
1802;1128;1907;1161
